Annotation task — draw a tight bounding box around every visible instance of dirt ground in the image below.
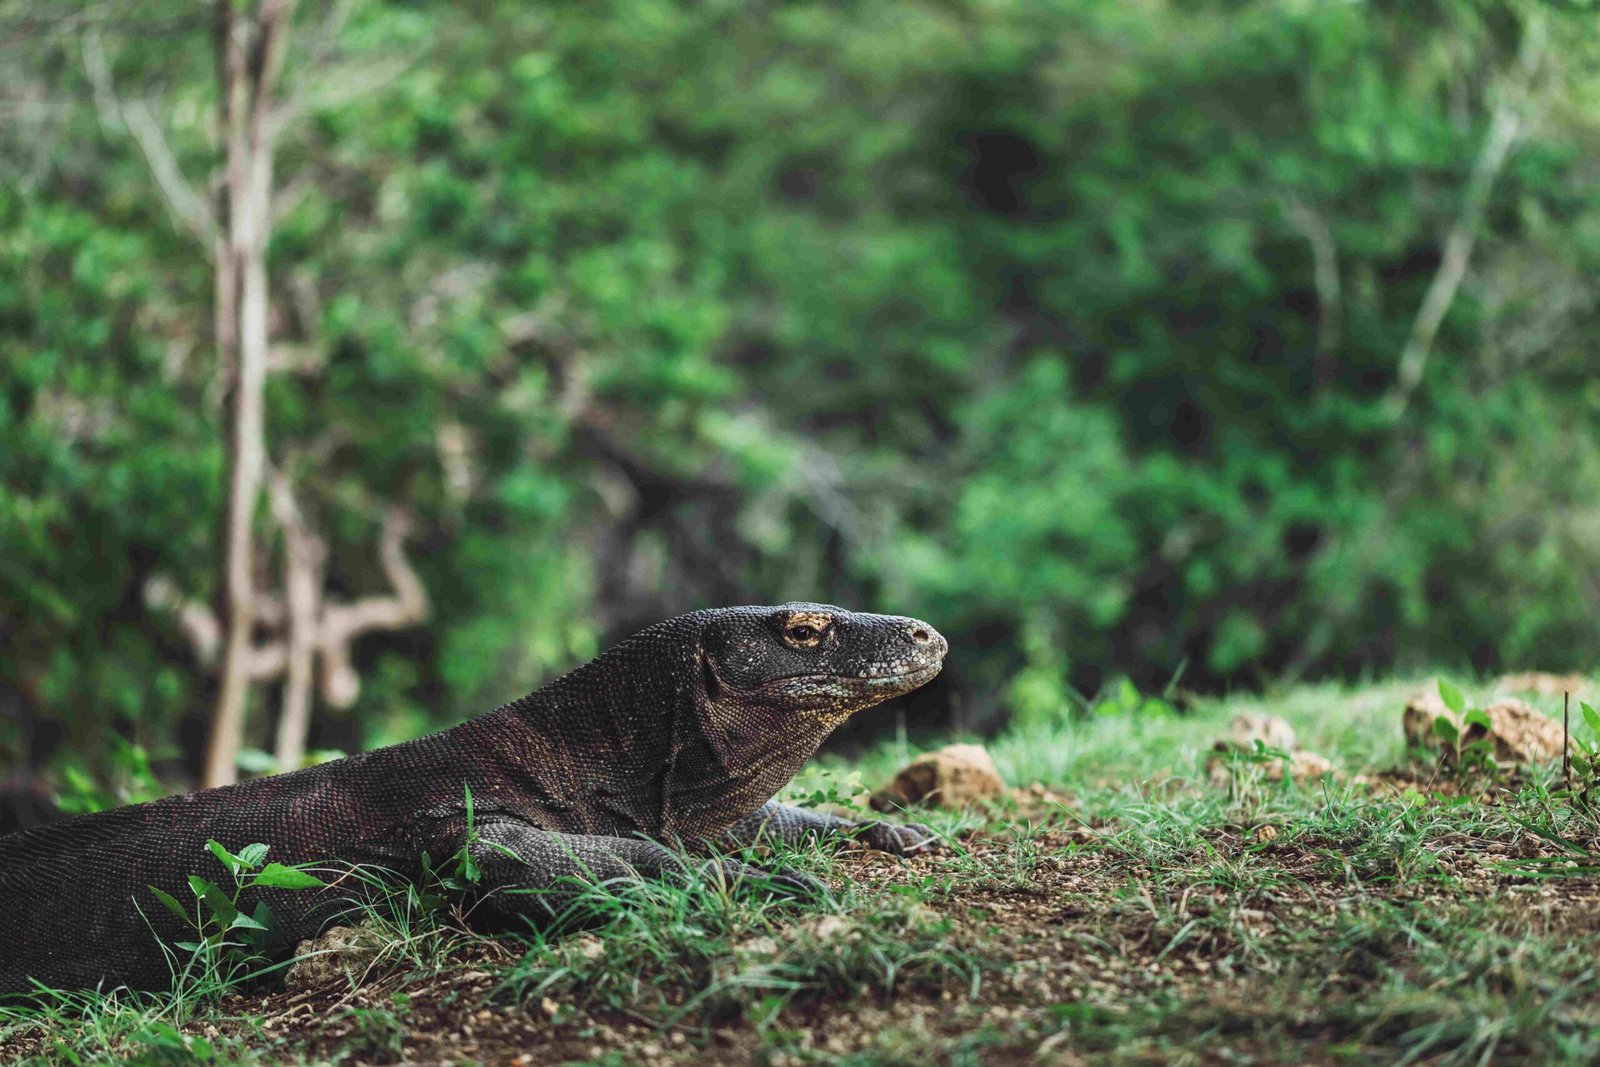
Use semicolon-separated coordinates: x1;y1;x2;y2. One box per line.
7;798;1595;1066
8;680;1600;1065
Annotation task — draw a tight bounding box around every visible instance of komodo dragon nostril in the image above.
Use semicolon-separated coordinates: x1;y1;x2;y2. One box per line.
910;627;931;643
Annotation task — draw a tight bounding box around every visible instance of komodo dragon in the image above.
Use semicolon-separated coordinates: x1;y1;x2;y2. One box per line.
0;603;946;995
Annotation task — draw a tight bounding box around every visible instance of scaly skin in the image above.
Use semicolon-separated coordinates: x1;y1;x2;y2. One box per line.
0;604;945;995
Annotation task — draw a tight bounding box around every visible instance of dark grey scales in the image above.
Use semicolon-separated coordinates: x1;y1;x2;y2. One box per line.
0;604;946;995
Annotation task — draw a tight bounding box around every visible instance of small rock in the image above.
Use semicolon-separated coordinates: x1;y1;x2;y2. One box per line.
1271;750;1334;782
798;914;852;941
871;743;1005;811
285;924;388;991
570;934;605;961
736;935;779;958
1210;747;1334;783
1216;713;1297;754
1207;713;1333;783
1404;686;1565;764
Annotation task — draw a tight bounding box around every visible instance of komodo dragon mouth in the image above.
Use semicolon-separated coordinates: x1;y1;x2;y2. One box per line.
755;663;944;703
778;663;943;688
860;663;943;687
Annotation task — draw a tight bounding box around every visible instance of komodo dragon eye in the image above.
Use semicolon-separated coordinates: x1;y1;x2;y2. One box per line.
780;615;831;647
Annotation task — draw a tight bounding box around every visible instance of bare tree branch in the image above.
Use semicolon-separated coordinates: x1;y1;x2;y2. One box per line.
147;498;427;755
141;577;283;678
1282;195;1341;386
80;28;217;249
143;576;222;665
207;0;299;788
316;507;428;709
268;469;326;771
1383;16;1547;423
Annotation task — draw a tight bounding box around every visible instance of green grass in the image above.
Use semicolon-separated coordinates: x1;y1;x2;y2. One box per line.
5;674;1600;1064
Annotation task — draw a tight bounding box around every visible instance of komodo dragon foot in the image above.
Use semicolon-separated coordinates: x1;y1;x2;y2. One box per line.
717;799;941;858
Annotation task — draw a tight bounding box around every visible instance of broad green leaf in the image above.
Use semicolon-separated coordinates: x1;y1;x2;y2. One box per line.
238;843;269;870
228;912;268;932
1581;702;1600;738
1463;708;1492;731
206;839;241;877
188;875;237;926
1431;715;1459;743
147;885;189;923
1437;679;1466;716
249;863;326;890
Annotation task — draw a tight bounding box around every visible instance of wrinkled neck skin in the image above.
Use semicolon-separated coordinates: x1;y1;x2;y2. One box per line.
664;686;850;841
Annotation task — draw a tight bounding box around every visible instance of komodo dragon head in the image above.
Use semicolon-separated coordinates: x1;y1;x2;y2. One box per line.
695;603;947;725
659;603;947;834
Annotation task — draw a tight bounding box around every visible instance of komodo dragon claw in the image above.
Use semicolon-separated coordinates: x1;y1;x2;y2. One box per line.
848;820;942;857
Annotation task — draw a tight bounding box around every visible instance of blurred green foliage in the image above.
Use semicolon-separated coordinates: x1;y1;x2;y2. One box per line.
2;0;1599;784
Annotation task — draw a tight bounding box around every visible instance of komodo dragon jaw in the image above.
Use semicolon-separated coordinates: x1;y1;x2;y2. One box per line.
0;603;945;996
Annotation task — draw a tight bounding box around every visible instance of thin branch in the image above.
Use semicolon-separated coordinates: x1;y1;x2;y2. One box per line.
315;507;428;708
143;576;222;665
1282;195;1341;385
142;574;283;678
80;28;217;249
268;468;326;770
1383;17;1547;423
273;56;414;132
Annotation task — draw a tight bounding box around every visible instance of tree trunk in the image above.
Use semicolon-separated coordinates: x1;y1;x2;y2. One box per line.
269;472;325;772
203;0;298;787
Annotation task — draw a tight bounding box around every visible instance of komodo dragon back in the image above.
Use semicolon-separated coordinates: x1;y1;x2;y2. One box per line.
0;604;946;995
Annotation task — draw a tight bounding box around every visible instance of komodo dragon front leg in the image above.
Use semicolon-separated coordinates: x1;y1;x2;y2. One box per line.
457;818;822;929
716;800;940;857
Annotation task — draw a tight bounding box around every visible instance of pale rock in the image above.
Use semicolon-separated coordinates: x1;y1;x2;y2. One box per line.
285;923;388;991
871;743;1005;810
1217;713;1297;753
1271;750;1334;782
1208;714;1333;782
1404;685;1565;764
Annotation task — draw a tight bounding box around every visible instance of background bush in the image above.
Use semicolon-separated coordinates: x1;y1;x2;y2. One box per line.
2;0;1598;785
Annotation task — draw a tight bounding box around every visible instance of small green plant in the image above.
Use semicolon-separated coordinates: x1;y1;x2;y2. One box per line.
1565;701;1600;809
53;737;168;816
329;994;410;1063
1090;677;1177;719
147;840;327;992
126;1019;217;1065
787;766;869;812
1429;679;1499;775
